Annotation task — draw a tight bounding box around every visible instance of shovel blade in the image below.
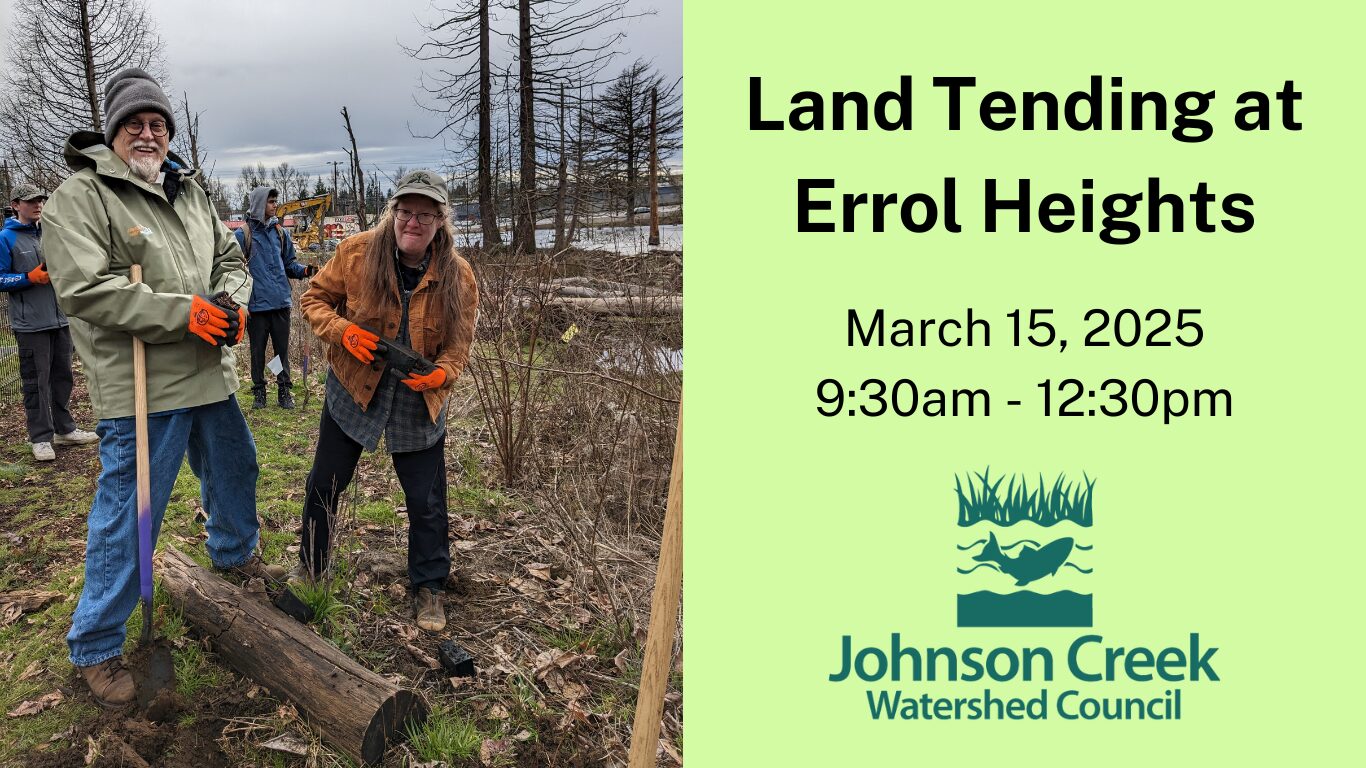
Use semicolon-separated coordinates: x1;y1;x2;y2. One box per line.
134;642;176;708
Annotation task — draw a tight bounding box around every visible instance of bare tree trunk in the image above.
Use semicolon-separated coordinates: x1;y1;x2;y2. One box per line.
180;92;204;170
342;106;368;229
568;96;587;245
77;0;102;131
506;69;515;245
512;0;536;254
477;0;500;248
648;87;659;247
624;101;637;225
554;86;568;251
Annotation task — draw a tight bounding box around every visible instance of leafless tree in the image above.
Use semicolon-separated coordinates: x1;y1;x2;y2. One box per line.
237;162;269;210
408;0;638;253
406;0;505;248
203;175;233;219
174;91;209;172
592;59;681;223
341;106;368;229
271;161;310;202
0;0;164;186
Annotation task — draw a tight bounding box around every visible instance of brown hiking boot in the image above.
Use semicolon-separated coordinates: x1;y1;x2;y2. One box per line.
414;587;446;632
218;555;287;584
79;657;135;709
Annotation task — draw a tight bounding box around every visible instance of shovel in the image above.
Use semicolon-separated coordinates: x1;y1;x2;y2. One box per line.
130;264;175;706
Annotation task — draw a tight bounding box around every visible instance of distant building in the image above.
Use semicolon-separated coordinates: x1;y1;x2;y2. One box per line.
450;202;480;222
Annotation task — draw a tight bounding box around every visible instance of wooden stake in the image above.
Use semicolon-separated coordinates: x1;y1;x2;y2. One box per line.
628;402;682;767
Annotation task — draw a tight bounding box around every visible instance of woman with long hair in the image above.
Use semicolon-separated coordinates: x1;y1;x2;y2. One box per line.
298;169;478;632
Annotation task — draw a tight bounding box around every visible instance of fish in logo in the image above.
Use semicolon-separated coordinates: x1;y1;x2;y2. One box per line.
971;531;1074;587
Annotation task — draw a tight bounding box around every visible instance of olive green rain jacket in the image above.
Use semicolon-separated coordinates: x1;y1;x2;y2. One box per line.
41;132;250;419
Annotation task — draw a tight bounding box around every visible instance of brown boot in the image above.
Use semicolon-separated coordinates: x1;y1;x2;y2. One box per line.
414;587;446;632
79;657;135;709
218;554;287;584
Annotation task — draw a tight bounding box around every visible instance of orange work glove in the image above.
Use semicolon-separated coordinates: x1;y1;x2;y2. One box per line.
341;323;379;364
27;263;49;285
188;294;232;346
402;367;446;392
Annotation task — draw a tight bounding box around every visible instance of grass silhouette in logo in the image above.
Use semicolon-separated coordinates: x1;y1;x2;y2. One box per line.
955;467;1094;528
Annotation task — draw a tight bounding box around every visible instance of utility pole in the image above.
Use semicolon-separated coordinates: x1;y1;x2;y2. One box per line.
327;160;343;216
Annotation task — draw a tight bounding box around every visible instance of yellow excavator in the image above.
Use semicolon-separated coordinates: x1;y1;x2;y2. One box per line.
276;193;332;252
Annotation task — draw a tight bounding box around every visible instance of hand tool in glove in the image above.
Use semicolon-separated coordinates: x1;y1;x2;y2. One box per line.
359;324;438;378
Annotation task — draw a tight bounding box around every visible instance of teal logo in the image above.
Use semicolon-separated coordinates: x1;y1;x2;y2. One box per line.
956;469;1094;627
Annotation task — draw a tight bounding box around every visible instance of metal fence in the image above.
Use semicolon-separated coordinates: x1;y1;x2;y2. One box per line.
0;295;20;402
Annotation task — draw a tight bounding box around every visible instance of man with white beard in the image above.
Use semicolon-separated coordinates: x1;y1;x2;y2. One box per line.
42;68;285;709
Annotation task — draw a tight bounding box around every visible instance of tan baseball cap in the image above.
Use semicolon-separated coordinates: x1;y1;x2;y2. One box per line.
393;169;448;206
10;183;48;202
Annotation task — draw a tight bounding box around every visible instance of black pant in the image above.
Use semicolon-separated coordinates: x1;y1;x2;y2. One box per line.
300;405;449;590
247;308;292;394
16;327;78;443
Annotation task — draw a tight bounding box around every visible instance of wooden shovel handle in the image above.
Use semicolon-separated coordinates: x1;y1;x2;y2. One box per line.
130;265;153;639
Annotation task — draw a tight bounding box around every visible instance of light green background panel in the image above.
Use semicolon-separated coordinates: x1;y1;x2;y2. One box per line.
687;1;1362;766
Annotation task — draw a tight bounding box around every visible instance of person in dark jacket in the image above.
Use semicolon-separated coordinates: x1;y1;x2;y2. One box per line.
234;186;316;409
0;183;98;461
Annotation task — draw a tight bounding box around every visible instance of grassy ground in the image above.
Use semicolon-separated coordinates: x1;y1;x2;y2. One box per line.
0;344;680;767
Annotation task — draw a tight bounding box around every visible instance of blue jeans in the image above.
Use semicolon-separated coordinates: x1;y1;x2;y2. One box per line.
67;396;260;667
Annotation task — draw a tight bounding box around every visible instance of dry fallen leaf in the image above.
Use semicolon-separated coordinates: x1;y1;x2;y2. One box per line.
560;681;590;701
7;689;63;718
259;732;310;756
18;660;43;681
479;737;514;765
661;738;683;764
525;562;552;581
47;725;76;743
1;604;23;627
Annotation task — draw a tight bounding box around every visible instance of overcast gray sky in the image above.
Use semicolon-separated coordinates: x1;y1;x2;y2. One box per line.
1;0;679;188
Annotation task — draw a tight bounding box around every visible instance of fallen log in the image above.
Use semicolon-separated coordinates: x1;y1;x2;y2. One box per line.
548;276;674;297
538;295;682;316
159;548;426;765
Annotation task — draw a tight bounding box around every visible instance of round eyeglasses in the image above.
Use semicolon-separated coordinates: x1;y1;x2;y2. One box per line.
394;207;440;226
121;119;168;137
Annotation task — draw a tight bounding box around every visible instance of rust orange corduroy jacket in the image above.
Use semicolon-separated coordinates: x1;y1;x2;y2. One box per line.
301;229;478;422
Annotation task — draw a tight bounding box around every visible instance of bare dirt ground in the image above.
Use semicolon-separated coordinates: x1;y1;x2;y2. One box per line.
0;246;682;767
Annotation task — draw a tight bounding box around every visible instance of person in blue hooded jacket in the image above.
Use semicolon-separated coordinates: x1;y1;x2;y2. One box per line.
234;186;317;409
0;183;99;461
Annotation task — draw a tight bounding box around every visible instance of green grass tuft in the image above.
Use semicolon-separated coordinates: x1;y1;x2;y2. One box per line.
407;703;484;762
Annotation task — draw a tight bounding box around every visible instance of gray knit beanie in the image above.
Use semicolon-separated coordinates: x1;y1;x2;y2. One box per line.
102;68;176;145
